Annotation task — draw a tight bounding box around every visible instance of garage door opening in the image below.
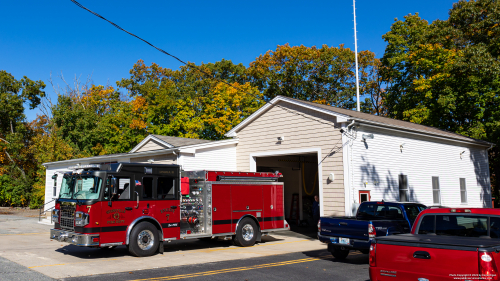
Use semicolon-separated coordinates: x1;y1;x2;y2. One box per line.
255;153;319;237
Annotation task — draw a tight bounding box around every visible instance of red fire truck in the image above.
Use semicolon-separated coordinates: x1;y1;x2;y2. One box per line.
50;163;288;257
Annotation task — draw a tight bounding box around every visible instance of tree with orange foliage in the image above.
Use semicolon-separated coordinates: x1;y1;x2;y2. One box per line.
248;44;381;110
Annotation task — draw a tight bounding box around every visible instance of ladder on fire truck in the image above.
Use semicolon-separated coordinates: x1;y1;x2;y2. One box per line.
289;193;299;225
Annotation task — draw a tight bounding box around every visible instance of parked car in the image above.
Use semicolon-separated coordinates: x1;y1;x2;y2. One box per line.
370;208;500;280
317;201;426;259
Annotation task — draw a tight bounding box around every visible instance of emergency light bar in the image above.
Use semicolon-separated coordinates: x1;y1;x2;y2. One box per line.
68;164;101;170
217;175;279;182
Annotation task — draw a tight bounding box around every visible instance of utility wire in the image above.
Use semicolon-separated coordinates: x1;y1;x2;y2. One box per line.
69;0;353;159
70;0;261;105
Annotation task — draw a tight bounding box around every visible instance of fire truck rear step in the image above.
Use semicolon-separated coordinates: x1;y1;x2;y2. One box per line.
100;242;123;247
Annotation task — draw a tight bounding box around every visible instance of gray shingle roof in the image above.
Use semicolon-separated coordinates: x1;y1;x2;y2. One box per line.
152;135;212;147
279;96;492;146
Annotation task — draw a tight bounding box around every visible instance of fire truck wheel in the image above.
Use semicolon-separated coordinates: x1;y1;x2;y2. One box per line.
233;218;258;247
128;222;159;257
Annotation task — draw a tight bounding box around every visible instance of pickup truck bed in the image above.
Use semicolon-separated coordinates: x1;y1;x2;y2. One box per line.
371;234;500;280
370;208;500;281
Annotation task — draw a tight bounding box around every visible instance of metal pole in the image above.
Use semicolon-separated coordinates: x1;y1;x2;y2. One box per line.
353;0;360;112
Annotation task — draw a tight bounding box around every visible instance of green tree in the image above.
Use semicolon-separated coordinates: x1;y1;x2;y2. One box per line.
117;59;256;139
51;84;147;155
247;43;381;109
381;1;500;199
0;70;45;207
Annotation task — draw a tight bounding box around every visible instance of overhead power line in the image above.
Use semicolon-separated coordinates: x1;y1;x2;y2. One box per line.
69;0;354;159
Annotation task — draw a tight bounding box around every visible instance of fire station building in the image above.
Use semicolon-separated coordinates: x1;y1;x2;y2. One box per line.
43;96;493;223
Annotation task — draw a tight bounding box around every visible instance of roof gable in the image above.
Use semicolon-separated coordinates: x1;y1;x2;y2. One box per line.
225;96;491;147
225;96;349;137
130;135;212;153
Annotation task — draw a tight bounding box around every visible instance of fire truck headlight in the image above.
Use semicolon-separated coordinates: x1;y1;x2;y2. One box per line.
52;209;59;222
75;211;89;227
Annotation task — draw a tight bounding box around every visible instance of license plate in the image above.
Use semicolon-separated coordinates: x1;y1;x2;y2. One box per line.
339;237;349;244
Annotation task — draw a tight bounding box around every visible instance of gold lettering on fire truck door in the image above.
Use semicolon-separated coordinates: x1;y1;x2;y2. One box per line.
106;209;126;224
160;208;174;221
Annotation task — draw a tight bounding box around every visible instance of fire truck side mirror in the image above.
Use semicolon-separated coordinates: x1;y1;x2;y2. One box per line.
111;178;118;196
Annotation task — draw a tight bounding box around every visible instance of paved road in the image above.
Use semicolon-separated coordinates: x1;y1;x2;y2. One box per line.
0;256;53;281
0;215;370;280
64;249;370;281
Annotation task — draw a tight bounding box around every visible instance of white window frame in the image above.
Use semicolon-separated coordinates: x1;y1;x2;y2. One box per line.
53;175;57;197
432;176;441;205
460;178;467;204
399;174;409;202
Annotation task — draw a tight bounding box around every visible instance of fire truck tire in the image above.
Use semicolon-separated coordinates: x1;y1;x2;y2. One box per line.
233;218;258;247
128;222;159;257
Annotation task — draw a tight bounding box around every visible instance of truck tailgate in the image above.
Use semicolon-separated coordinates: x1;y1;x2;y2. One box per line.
372;234;500;280
320;217;367;239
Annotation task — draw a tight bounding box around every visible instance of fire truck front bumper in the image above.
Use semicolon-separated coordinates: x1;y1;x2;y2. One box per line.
50;229;99;247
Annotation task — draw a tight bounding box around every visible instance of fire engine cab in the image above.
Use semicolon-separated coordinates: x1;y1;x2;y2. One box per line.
50;163;288;257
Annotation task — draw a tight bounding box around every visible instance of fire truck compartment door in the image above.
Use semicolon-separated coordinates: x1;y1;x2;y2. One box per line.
99;200;135;244
212;185;232;234
231;185;263;232
155;199;180;239
263;184;284;230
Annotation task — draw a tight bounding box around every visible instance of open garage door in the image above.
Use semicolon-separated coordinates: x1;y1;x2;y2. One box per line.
255;154;319;237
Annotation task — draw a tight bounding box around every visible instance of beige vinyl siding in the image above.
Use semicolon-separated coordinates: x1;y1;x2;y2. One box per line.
135;139;170;152
130;154;177;164
235;101;345;216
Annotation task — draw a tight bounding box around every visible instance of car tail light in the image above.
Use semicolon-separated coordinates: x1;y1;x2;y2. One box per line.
368;222;376;239
318;220;321;232
369;243;376;267
480;252;499;280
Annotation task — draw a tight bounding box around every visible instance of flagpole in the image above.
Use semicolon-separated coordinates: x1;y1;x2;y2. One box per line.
353;0;360;112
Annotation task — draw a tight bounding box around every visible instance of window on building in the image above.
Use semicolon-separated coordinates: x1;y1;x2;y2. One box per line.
157;177;176;200
399;174;409;202
460;178;467;204
432;177;440;204
52;174;58;197
359;191;370;203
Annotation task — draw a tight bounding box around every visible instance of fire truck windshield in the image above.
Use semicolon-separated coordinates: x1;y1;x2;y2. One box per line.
59;175;102;200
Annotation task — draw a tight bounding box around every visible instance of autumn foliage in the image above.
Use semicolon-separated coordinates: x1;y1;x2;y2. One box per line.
1;0;499;208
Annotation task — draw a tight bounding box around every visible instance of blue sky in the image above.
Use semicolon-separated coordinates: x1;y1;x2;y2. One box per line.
1;0;457;121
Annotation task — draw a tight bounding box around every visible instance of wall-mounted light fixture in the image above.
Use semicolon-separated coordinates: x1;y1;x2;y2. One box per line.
361;133;374;142
460;151;466;159
148;159;154;164
277;136;285;142
400;143;406;153
328;173;335;181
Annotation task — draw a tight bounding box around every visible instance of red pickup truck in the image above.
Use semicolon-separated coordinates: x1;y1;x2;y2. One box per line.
370;208;500;280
